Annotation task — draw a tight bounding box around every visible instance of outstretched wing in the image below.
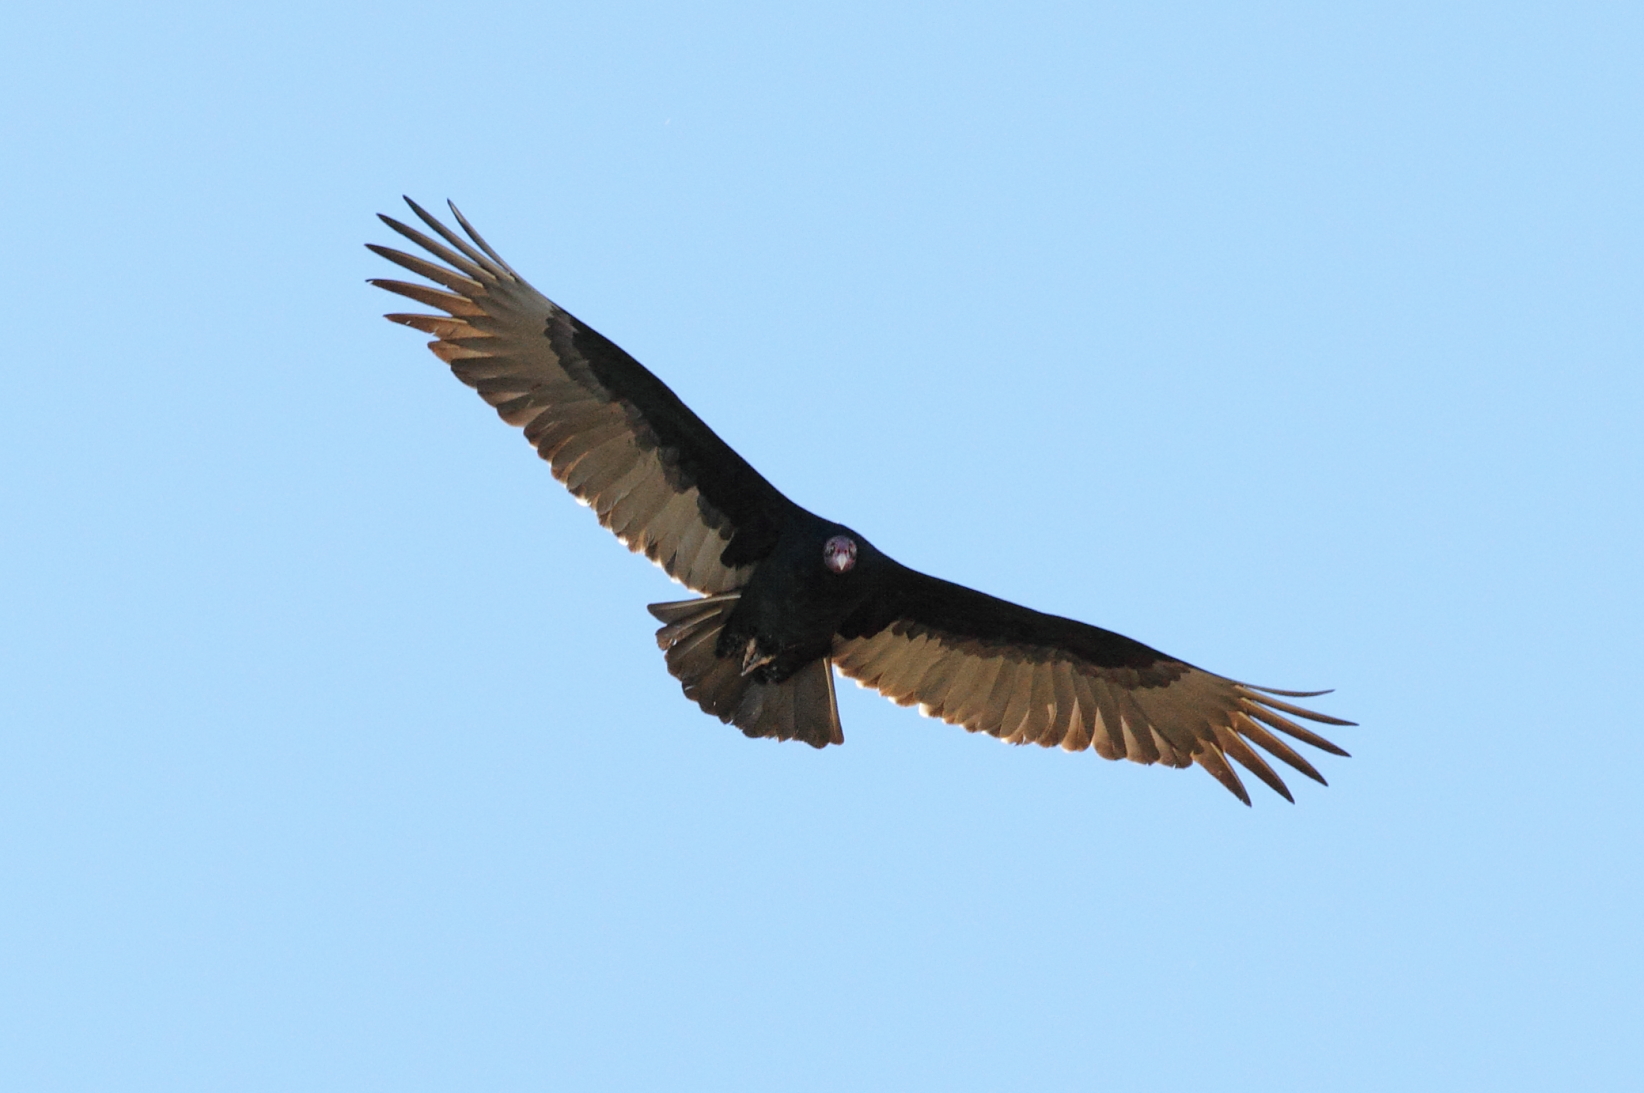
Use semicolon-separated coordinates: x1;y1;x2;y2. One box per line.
368;198;797;593
834;568;1352;804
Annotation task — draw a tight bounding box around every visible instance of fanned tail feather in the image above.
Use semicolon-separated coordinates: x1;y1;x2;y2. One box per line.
647;594;844;748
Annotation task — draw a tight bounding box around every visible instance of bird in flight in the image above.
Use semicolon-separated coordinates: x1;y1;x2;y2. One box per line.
369;198;1352;804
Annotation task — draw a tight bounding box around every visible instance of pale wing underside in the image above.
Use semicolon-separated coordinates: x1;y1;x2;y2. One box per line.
834;621;1351;803
369;201;752;594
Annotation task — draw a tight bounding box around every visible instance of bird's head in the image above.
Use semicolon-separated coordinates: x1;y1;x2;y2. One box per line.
822;534;858;574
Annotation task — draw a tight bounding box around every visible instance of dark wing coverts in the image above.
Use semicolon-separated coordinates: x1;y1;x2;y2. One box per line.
368;199;796;593
369;198;1353;803
835;570;1352;804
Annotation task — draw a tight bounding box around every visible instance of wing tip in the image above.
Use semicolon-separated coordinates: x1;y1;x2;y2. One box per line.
1195;747;1253;806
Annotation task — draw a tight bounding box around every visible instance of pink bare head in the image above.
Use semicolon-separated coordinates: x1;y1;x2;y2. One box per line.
823;535;857;574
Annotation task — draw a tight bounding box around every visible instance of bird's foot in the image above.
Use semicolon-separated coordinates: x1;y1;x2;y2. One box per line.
739;636;778;677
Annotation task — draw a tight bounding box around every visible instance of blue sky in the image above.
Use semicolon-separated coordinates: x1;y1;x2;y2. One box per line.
3;2;1640;1090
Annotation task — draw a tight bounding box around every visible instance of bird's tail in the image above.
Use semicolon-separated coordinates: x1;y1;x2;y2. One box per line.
647;593;844;748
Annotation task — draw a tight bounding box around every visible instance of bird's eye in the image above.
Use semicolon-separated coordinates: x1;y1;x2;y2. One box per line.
823;535;857;574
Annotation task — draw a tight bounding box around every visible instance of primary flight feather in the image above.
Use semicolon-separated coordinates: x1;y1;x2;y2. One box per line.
369;198;1353;805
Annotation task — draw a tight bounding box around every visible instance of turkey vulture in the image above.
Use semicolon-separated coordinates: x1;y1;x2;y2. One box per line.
368;198;1352;804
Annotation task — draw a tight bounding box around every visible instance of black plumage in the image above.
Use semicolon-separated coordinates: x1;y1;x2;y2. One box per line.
369;198;1353;804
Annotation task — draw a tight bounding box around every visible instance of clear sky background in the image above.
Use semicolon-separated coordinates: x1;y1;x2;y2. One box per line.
3;2;1640;1090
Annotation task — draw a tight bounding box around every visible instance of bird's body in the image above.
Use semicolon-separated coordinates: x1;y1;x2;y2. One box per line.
723;512;880;683
369;198;1353;804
